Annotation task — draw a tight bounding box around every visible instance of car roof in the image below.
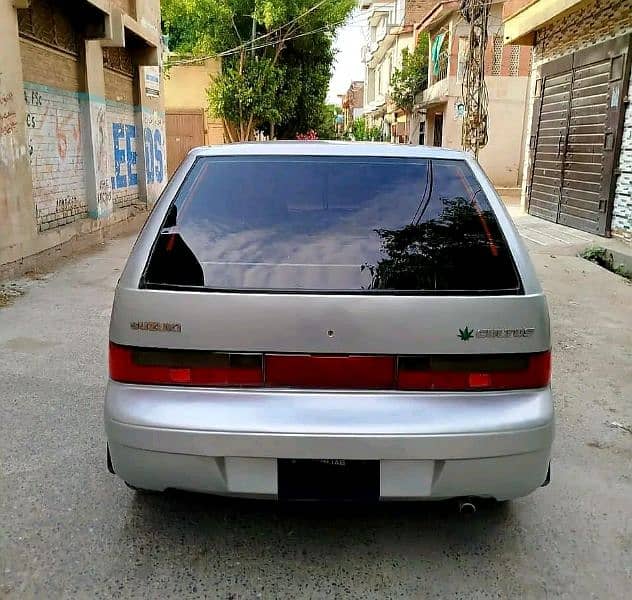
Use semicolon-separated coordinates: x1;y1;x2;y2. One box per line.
188;141;468;160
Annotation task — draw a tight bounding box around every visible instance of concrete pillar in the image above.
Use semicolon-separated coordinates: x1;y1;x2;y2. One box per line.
0;0;37;264
133;42;166;208
81;39;113;219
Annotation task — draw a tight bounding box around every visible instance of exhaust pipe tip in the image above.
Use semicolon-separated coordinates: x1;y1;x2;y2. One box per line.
458;499;477;515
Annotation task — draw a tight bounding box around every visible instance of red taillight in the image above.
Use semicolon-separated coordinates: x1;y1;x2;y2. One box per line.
397;351;551;391
110;343;550;391
109;343;263;387
265;354;395;389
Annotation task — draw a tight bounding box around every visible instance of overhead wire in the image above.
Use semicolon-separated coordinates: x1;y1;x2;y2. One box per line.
166;0;361;66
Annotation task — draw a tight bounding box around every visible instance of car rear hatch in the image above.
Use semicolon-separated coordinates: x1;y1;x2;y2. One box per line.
110;153;550;392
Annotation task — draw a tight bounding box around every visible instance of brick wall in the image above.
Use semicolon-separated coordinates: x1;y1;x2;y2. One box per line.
20;39;88;231
21;39;147;224
104;70;135;105
19;40;82;93
613;76;632;239
404;0;436;27
534;0;632;63
23;83;88;230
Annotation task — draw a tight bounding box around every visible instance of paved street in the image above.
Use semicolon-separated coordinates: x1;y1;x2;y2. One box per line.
1;221;631;599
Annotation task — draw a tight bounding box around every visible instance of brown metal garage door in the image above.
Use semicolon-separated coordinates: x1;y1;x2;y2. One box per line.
527;35;631;235
166;110;205;178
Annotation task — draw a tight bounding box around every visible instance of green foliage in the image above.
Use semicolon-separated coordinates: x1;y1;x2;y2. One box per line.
580;245;611;266
351;117;381;141
162;0;355;140
389;34;429;114
580;246;632;280
275;35;337;139
207;58;285;128
351;117;367;140
307;103;338;140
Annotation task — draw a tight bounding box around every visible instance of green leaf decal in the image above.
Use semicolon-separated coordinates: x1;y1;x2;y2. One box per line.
458;326;474;341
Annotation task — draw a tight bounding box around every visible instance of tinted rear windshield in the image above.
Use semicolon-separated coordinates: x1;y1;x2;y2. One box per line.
143;156;522;294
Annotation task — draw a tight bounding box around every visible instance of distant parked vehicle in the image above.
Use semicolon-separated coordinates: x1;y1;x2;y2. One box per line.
105;142;553;504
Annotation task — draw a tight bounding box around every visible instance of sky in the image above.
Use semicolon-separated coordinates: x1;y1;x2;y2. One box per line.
326;10;367;104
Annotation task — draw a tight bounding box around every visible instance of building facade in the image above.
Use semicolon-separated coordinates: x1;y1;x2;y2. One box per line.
360;0;435;143
504;0;632;240
164;57;224;178
341;80;365;132
414;0;532;188
0;0;166;270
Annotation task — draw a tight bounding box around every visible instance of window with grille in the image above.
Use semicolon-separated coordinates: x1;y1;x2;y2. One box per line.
17;0;80;56
491;35;503;76
509;45;521;76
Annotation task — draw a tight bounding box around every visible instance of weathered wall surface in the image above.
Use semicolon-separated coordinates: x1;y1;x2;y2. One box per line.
0;1;35;263
533;0;632;63
0;0;166;269
164;59;224;145
107;101;138;210
23;83;88;230
140;99;166;205
612;76;632;240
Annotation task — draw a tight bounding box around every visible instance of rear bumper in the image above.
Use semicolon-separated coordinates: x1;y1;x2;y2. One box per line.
104;381;554;500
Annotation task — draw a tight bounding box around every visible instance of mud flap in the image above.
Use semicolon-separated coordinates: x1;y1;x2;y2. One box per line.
107;444;115;474
541;463;551;487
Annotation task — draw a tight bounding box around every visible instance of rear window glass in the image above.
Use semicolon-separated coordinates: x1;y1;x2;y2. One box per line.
143;156;521;294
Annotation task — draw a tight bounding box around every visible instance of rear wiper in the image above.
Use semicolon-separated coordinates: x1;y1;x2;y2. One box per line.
411;161;434;225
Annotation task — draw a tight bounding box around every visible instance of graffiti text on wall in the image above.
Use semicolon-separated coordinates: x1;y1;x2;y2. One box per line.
0;71;18;138
111;123;164;189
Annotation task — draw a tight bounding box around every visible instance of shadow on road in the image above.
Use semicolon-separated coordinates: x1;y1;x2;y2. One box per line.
124;489;513;556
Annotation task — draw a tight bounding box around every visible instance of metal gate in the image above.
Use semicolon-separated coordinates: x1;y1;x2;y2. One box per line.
166;110;205;178
528;35;631;235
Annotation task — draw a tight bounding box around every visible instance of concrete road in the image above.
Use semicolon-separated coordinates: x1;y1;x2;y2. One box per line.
1;230;631;599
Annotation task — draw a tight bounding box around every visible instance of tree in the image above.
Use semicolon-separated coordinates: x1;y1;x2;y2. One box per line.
274;33;337;139
162;0;355;141
351;117;381;141
389;34;430;115
351;116;367;140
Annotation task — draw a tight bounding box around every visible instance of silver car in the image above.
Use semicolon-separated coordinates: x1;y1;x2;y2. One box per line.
105;142;553;503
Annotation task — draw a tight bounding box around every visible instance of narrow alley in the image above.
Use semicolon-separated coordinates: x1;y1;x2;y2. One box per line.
1;216;630;598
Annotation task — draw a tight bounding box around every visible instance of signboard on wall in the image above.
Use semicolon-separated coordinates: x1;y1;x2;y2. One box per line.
145;67;160;98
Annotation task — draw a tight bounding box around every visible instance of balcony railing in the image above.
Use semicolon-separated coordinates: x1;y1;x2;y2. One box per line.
431;51;449;84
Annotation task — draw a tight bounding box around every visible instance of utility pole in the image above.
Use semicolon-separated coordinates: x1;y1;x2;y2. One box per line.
460;0;490;159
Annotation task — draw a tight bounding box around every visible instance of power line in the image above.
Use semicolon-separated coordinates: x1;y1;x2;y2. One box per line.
167;0;353;67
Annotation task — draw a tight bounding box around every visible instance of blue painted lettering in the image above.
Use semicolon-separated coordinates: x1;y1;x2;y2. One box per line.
125;124;138;186
144;127;154;185
111;123;127;189
111;122;165;189
153;129;163;184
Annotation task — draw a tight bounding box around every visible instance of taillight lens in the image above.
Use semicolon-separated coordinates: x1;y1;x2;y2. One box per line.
109;343;550;391
266;354;395;389
397;351;551;391
109;343;263;386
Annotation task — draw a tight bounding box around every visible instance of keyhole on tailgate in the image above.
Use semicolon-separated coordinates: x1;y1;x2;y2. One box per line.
327;329;335;338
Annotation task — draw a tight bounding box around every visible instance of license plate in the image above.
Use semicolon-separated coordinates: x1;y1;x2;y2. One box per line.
278;459;379;501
